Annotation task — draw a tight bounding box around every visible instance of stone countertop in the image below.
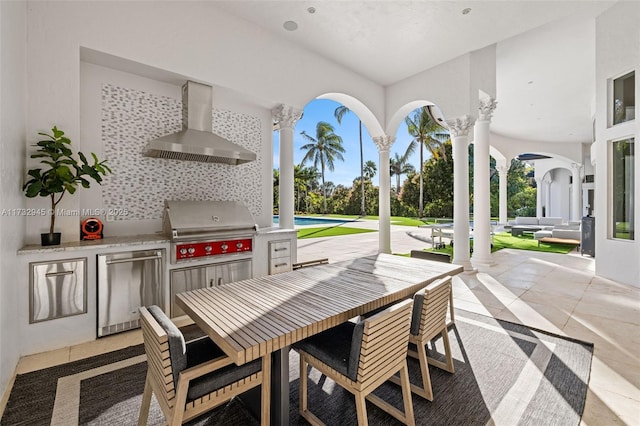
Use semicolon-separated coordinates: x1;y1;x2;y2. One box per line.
257;226;296;234
18;234;170;255
18;227;295;255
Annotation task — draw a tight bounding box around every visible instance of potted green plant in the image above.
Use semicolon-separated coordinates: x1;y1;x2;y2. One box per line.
23;126;111;246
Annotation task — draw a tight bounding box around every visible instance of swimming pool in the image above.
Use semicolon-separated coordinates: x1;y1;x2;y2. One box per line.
273;216;351;226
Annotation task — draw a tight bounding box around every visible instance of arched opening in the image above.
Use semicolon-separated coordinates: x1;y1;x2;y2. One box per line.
273;94;384;217
513;152;577;221
387;101;451;219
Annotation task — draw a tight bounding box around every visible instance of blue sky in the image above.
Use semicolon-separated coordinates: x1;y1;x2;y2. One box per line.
273;99;429;187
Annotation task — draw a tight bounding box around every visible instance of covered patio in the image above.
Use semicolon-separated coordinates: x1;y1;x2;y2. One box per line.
1;1;638;424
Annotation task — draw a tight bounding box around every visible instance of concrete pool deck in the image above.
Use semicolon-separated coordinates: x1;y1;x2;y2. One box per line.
295;219;637;425
296;218;434;263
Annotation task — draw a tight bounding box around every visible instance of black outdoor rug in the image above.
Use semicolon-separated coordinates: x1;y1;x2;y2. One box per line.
1;309;593;426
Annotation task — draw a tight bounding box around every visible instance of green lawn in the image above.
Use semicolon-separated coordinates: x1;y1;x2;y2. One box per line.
493;232;578;254
322;214;427;227
297;227;376;239
295;218;579;255
421;232;578;255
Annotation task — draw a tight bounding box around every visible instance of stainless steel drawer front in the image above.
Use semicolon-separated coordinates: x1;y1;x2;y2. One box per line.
30;258;87;323
170;259;252;318
97;249;165;337
269;240;292;274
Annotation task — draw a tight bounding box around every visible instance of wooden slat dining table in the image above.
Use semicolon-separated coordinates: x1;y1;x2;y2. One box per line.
176;253;463;424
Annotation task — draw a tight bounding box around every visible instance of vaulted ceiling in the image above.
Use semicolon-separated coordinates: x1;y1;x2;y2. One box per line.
217;1;615;143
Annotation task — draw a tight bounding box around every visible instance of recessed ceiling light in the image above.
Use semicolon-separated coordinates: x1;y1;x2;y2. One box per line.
462;8;471;15
283;20;298;31
307;7;316;14
528;80;534;84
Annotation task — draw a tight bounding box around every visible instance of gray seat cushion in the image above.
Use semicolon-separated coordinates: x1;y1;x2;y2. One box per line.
293;321;364;381
534;230;553;240
146;305;261;402
147;305;186;386
185;337;262;402
410;291;425;336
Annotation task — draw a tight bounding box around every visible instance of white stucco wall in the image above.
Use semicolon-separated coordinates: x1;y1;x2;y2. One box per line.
24;1;385;241
0;0;26;403
490;132;583;164
470;44;497;101
594;2;640;287
385;45;496;137
549;169;571;220
385;54;472;135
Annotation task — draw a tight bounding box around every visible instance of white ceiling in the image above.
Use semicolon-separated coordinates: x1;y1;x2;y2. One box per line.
217;1;615;143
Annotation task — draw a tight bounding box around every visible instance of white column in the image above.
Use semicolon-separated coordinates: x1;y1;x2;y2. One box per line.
571;163;583;221
373;135;395;254
535;176;543;218
272;105;302;230
471;98;497;266
544;175;552;217
446;115;475;271
497;164;509;225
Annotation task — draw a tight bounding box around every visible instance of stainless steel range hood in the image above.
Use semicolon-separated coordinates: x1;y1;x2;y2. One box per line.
143;81;256;165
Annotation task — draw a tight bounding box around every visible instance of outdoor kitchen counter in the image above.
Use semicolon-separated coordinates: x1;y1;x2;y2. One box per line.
17;233;169;255
18;227;294;254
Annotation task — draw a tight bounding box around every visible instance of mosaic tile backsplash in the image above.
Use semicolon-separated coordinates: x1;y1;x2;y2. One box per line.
101;84;263;221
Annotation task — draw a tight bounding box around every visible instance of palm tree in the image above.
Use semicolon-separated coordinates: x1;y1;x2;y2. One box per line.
323;181;336;197
389;152;415;193
405;106;449;217
273;168;280;211
363;160;377;180
300;121;346;214
334;105;366;216
294;165;320;212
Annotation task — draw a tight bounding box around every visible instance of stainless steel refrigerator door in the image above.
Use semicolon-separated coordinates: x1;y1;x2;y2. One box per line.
97;249;165;337
30;258;87;323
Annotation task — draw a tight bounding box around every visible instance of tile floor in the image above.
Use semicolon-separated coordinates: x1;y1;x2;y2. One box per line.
299;221;640;425
2;220;638;424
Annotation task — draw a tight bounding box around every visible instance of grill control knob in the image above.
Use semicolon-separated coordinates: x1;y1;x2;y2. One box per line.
236;242;243;249
187;247;195;254
221;244;228;251
204;246;212;253
179;248;188;255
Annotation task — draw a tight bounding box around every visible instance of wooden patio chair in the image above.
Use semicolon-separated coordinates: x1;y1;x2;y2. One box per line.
410;251;456;327
138;306;271;426
294;299;415;426
391;276;455;401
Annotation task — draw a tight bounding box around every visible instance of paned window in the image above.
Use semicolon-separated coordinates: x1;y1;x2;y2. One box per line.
613;71;635;125
610;138;634;240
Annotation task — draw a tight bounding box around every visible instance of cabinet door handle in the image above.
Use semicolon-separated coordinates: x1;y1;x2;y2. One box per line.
105;253;163;265
274;263;288;267
274;247;288;252
217;277;224;286
45;270;74;277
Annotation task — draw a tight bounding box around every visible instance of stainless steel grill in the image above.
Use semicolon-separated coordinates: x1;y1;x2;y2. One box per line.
162;200;257;318
162;200;257;263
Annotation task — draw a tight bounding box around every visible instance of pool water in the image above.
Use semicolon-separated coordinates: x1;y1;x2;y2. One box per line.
273;216;350;226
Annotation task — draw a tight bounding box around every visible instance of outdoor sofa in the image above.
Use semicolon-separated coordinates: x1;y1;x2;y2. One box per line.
508;217;563;236
534;223;581;242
